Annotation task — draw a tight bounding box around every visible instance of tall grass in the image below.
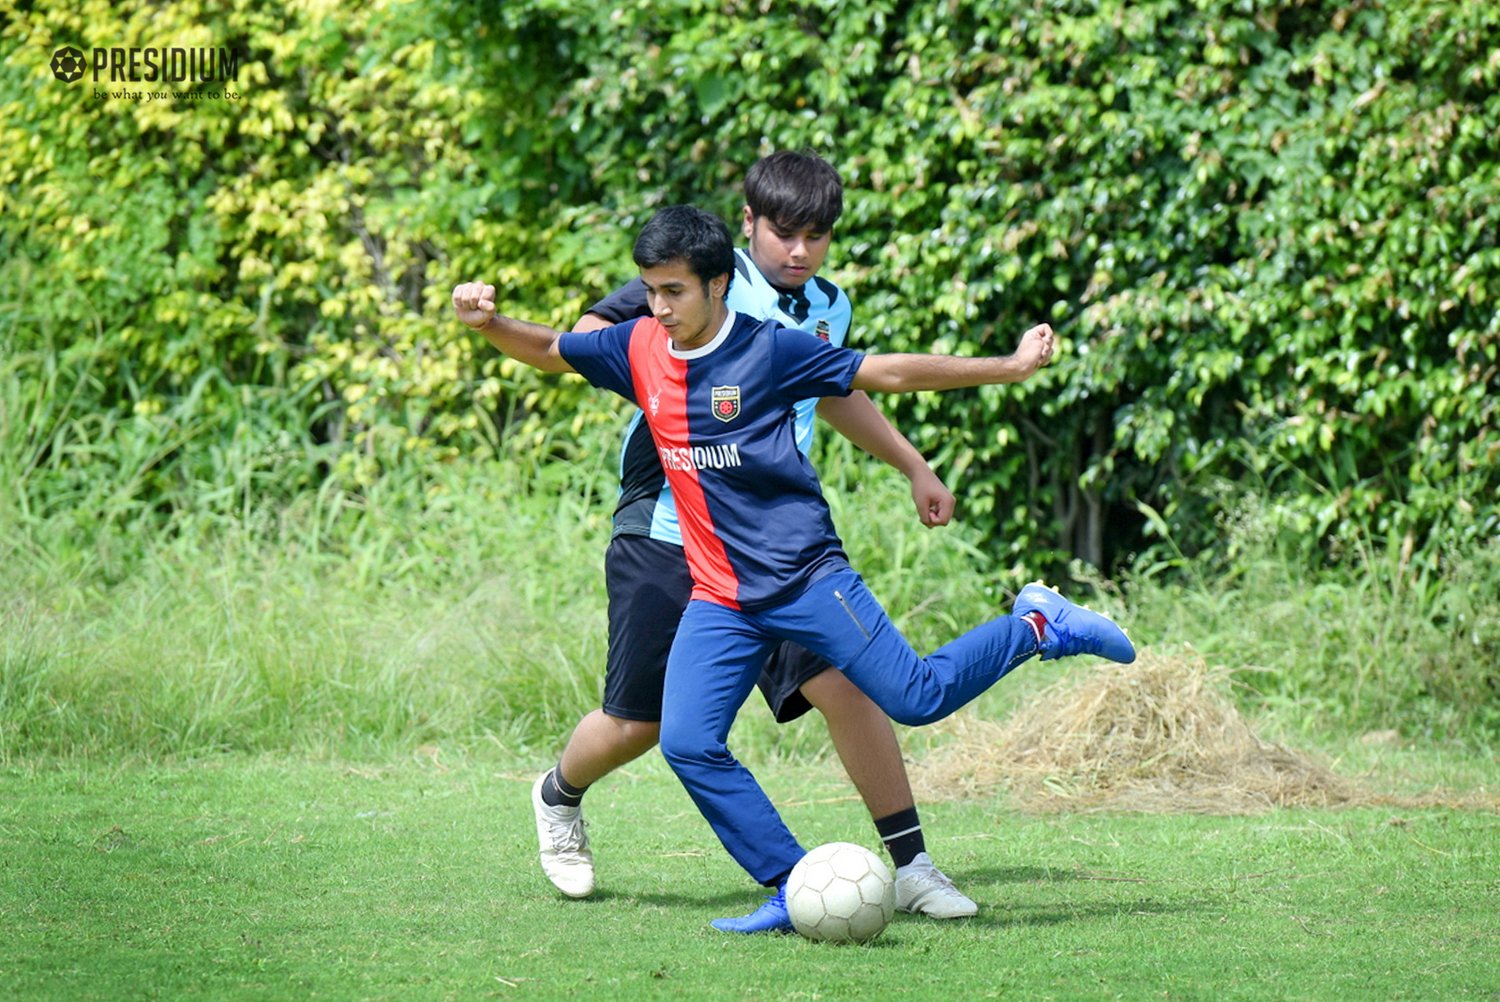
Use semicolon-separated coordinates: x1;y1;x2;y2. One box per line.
0;456;614;762
1123;494;1500;747
3;329;1495;762
0;429;1010;763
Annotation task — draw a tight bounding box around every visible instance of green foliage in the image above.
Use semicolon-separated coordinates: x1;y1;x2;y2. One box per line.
4;0;1495;571
3;1;1496;750
1;0;618;505
446;0;1500;573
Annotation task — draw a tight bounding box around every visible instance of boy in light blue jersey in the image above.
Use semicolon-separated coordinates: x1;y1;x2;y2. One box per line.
531;152;979;920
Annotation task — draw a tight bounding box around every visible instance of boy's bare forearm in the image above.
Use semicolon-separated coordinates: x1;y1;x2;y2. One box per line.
852;323;1055;393
818;392;928;479
479;315;574;373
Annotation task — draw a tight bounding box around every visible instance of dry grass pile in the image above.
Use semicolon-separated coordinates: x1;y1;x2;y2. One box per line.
910;649;1358;814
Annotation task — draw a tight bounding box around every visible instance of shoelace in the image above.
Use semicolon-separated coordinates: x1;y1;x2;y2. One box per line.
926;869;958;892
903;863;957;891
544;811;588;856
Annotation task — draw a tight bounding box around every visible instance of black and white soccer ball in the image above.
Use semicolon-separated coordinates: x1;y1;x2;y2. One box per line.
785;841;895;943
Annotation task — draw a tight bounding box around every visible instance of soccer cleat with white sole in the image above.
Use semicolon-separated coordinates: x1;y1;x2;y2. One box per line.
895;853;979;918
531;771;595;898
1013;582;1136;664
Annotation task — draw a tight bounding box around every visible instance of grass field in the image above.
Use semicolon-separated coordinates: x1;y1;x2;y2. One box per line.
3;750;1496;1001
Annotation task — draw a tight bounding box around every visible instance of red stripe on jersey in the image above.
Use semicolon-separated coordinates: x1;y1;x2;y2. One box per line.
627;319;741;609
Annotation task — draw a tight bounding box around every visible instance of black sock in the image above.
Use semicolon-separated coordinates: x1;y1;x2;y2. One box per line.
539;764;586;808
875;807;925;869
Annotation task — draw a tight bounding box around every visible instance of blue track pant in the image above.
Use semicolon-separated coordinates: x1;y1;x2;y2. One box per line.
658;566;1039;887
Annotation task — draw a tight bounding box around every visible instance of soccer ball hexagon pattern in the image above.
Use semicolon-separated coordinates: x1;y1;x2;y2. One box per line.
785;841;895;943
51;47;87;83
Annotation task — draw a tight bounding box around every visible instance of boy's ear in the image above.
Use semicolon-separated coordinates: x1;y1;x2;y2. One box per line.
711;272;730;299
741;205;755;239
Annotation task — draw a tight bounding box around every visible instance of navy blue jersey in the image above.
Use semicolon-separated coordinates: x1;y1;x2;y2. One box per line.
588;248;852;543
559;312;864;611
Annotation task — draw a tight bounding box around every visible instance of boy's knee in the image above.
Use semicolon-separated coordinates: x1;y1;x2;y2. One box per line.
612;717;661;753
799;668;864;712
657;724;696;767
658;722;722;772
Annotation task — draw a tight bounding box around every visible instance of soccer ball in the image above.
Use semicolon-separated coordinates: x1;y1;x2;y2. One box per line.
785;841;895;943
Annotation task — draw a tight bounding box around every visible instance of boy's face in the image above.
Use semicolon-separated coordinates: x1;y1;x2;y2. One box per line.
742;208;832;290
640;259;729;351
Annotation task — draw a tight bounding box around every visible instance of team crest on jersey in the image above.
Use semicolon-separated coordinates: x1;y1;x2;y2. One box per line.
814;320;831;341
648;389;661;416
710;385;741;423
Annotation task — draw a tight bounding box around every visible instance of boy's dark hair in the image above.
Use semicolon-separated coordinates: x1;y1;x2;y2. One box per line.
633;205;736;292
743;150;843;232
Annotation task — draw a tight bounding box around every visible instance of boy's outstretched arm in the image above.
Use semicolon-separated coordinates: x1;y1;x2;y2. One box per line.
816;393;955;528
451;281;577;374
852;323;1055;393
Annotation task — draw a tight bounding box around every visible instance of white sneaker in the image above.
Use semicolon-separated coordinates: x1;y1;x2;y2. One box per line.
895;852;978;918
531;772;595;898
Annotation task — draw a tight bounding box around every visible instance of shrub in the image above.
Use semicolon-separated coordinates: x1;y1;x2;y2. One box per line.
4;0;1494;573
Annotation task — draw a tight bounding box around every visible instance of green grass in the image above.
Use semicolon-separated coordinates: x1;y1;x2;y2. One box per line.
6;439;1496;763
2;752;1496;1001
3;398;1497;1000
0;433;1037;764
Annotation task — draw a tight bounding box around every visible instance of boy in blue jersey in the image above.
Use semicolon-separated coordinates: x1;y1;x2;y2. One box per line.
452;205;1136;934
539;152;976;919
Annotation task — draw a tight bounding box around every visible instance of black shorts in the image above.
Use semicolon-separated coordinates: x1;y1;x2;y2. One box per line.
602;533;829;723
756;640;825;723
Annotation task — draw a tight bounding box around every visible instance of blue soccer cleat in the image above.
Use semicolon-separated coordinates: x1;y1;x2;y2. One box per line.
1013;583;1136;664
710;885;793;934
